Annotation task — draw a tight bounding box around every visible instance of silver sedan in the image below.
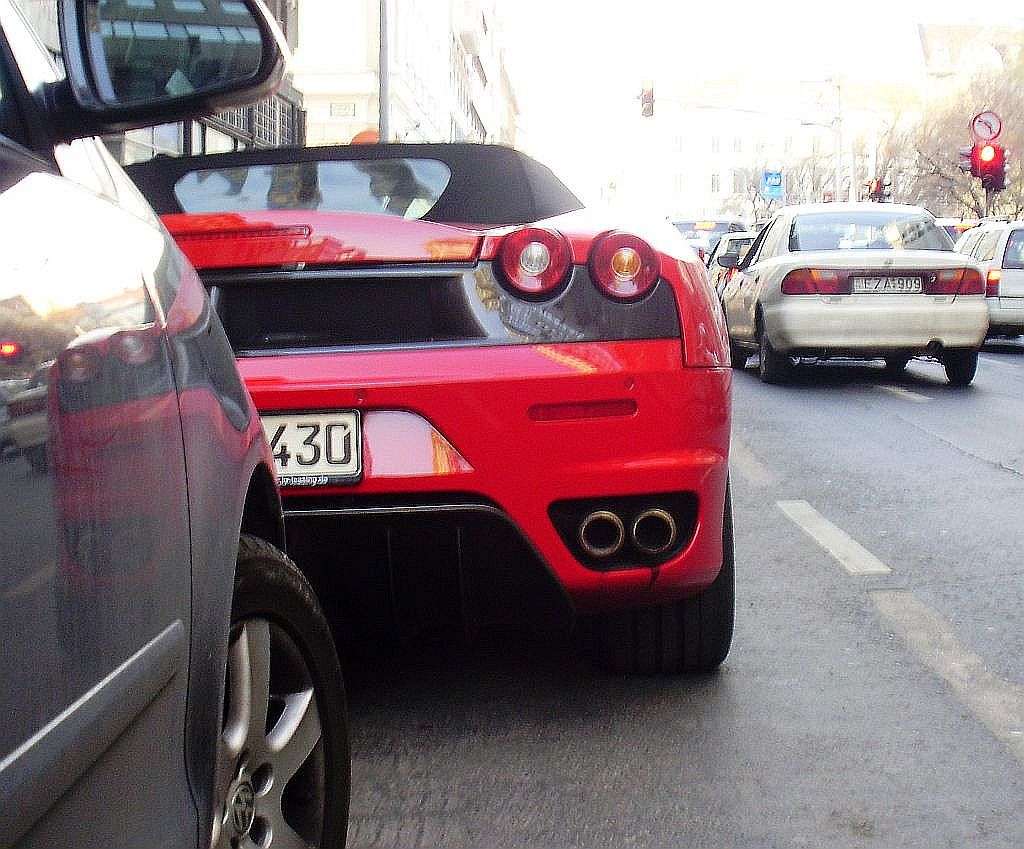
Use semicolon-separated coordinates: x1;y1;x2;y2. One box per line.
719;203;989;385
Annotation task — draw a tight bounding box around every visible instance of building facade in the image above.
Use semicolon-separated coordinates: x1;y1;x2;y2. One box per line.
289;0;517;146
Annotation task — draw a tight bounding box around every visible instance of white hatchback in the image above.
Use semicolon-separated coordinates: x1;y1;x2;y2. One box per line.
720;203;990;385
954;221;1024;338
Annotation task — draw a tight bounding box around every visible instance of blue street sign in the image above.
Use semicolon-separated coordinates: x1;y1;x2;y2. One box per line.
762;170;783;200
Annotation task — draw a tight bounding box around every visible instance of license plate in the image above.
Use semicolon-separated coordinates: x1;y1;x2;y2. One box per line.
261;411;361;487
851;276;922;293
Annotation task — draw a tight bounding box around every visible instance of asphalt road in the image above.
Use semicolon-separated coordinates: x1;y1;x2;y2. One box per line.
344;341;1024;849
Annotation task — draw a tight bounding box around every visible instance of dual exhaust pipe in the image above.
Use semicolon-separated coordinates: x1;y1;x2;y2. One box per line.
577;507;678;559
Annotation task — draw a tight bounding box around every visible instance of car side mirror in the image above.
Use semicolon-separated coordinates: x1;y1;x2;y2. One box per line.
53;0;288;141
716;252;741;270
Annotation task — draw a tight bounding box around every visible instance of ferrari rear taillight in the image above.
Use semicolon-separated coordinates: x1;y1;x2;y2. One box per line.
923;268;984;295
588;232;659;299
781;268;848;295
986;268;1001;297
496;227;572;297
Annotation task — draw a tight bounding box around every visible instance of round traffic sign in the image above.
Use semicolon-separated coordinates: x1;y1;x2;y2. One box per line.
971;111;1002;142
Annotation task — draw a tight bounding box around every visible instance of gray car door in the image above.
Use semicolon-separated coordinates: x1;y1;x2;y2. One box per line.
0;3;195;846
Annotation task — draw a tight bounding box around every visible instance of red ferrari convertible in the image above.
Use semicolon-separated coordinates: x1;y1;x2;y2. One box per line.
128;143;734;673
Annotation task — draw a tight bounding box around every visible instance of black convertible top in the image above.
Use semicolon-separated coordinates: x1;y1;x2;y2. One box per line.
126;142;584;227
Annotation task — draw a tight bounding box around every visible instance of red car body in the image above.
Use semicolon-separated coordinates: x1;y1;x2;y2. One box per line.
128;143;734;672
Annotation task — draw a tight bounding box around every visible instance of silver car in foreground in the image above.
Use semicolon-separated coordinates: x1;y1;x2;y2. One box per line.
720;203;989;385
0;3;349;848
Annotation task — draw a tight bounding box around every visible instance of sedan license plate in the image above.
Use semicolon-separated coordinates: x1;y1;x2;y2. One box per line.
852;276;922;293
262;411;361;487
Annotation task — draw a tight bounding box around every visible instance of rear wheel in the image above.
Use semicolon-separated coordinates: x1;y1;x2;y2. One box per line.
595;486;735;674
884;355;909;374
212;535;350;849
943;348;978;386
758;332;793;384
729;338;750;369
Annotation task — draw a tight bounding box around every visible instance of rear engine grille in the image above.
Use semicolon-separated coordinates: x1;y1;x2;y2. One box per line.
206;263;680;354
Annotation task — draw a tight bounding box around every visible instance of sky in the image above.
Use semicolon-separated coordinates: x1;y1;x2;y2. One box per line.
497;0;1021;198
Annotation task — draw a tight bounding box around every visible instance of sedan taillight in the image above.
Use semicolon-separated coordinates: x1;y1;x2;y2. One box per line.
923;268;984;295
986;269;1001;297
780;268;849;295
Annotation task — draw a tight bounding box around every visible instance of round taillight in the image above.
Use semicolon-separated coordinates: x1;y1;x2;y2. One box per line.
589;232;659;299
497;227;572;297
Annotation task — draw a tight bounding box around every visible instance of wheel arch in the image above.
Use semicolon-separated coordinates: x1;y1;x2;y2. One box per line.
240;461;286;553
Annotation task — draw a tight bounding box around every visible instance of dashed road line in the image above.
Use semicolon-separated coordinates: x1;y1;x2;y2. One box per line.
776;499;891;576
776;496;1024;768
729;438;778;488
871;590;1024;767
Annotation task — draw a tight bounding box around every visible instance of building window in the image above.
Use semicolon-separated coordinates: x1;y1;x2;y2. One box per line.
711;173;720;193
711;137;720;153
733;137;743;153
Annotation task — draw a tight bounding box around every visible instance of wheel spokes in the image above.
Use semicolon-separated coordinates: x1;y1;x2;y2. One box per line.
223;619;273;756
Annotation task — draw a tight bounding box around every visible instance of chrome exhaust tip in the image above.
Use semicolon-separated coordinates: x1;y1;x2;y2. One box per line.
577;510;626;558
631;508;678;556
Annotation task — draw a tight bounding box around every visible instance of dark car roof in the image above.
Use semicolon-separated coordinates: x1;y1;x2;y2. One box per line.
127;142;584;228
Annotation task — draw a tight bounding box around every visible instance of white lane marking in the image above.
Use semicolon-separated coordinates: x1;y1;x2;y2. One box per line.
872;589;1024;766
776;499;892;576
729;437;778;487
876;385;931;403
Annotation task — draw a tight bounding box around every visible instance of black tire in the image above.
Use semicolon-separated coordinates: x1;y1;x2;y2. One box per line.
943;348;978;386
758;332;793;384
884;355;909;374
596;486;735;674
729;338;750;370
212;535;350;849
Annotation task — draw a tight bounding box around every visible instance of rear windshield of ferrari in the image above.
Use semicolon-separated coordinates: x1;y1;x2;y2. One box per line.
789;212;953;252
173;158;452;220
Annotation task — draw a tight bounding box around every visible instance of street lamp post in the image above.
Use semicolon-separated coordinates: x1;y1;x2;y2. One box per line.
378;0;390;141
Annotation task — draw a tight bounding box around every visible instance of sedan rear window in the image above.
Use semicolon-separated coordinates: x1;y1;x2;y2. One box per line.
1003;230;1024;269
789;211;952;252
173;158;452;220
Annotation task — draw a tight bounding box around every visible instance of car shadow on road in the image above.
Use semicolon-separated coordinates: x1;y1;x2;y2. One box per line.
983;337;1024;355
344;623;728;715
734;355;993;392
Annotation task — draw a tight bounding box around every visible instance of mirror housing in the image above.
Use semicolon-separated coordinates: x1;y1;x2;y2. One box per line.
716;252;741;269
50;0;288;142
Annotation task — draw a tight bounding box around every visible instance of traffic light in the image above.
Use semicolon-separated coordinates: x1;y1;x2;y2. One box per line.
639;85;654;118
1;339;23;364
978;143;1006;192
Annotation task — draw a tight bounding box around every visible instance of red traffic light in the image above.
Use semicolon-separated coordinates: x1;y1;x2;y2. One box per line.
1;340;22;360
972;143;1007;191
